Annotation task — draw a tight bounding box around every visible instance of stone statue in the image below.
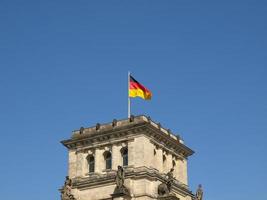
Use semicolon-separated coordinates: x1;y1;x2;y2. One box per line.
115;165;125;188
113;165;129;195
61;176;76;200
158;183;169;196
166;168;174;191
195;184;203;200
158;168;175;196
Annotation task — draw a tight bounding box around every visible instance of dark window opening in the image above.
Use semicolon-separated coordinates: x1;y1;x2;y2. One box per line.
121;148;128;166
104;151;112;170
88;155;95;173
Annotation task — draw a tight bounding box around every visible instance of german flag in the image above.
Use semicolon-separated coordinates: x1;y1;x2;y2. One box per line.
129;75;152;100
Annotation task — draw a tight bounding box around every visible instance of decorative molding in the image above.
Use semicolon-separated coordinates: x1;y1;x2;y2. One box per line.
87;149;94;155
104;146;111;152
61;119;194;158
121;142;127;148
70;166;193;197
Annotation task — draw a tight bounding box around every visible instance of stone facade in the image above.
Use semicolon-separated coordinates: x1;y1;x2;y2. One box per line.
60;115;195;200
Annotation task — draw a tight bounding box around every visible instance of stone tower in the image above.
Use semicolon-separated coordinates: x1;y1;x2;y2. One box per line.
60;115;195;200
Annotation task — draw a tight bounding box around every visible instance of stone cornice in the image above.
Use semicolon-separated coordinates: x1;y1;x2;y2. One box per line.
61;115;194;157
145;125;194;158
70;166;194;197
61;122;146;149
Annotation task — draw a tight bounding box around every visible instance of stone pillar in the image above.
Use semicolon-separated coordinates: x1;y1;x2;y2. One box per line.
95;148;104;173
166;153;173;172
176;159;182;183
162;151;168;173
112;144;121;169
82;152;88;176
132;137;145;167
173;158;179;179
68;149;77;179
143;139;154;167
128;140;135;166
76;152;83;177
176;158;188;185
182;159;188;185
155;147;163;172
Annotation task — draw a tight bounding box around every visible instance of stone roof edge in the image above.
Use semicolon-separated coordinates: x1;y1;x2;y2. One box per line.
67;115;182;139
61;115;194;156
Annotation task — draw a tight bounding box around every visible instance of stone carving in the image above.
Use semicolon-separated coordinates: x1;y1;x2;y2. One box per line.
79;127;84;134
166;168;174;190
195;184;203;200
112;119;117;127
96;123;100;130
158;168;175;196
61;176;76;200
158;182;169;196
129;115;135;122
115;166;124;188
113;166;129;195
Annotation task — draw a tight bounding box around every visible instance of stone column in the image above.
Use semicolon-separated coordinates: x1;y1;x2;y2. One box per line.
82;152;88;176
132;137;145;167
182;159;188;185
143;138;154;167
95;148;104;173
162;151;168;173
76;152;84;177
173;158;179;179
112;144;121;169
68;149;77;179
128;140;135;166
176;158;188;185
166;153;173;172
155;147;163;172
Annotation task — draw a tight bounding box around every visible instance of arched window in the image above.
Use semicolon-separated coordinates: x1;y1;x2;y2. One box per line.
121;147;128;166
104;151;112;170
87;155;95;173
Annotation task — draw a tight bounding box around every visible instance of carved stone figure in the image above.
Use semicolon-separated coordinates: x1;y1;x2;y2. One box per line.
158;182;169;196
195;184;203;200
115;165;125;188
113;166;129;195
166;168;174;191
61;176;76;200
158;168;175;196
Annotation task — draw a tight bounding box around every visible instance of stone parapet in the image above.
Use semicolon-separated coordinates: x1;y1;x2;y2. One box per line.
61;115;194;159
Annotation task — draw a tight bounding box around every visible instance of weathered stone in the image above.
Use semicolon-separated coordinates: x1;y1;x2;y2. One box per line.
60;115;196;200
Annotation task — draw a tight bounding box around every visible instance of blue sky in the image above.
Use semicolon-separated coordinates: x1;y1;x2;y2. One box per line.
0;1;266;199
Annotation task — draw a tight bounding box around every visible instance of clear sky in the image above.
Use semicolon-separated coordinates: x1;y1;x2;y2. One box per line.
0;1;266;200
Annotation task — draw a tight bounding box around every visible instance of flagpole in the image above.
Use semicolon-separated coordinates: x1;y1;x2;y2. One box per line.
128;71;131;118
